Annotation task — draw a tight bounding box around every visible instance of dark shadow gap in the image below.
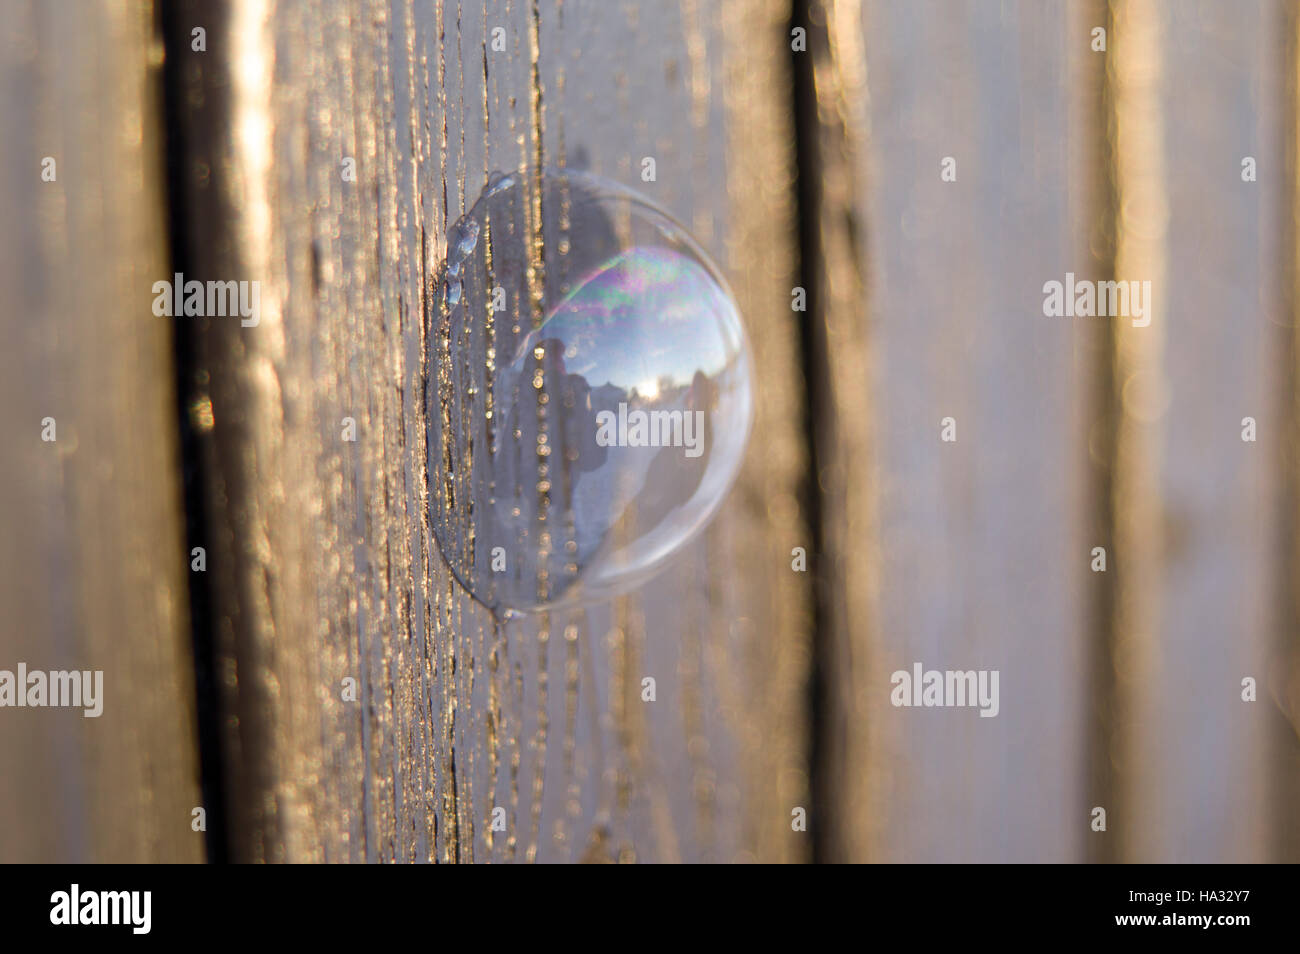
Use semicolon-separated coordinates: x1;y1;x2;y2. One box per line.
157;0;229;864
790;0;831;865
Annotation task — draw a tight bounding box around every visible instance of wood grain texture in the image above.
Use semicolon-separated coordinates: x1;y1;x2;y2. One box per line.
0;0;204;862
11;0;1291;865
170;0;811;863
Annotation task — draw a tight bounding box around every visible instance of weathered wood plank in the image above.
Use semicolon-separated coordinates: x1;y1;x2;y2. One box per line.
171;0;810;863
1132;0;1286;862
815;0;1092;862
0;0;204;863
1088;0;1287;863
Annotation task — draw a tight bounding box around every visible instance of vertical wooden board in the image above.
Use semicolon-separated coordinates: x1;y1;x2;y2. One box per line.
407;0;811;863
0;0;204;862
853;0;1090;861
173;0;399;862
177;0;809;862
1125;0;1283;862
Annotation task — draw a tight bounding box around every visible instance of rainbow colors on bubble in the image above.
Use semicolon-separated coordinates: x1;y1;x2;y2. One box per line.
429;169;754;617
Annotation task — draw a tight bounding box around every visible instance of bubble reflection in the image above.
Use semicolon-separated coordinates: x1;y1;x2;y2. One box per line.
430;169;753;617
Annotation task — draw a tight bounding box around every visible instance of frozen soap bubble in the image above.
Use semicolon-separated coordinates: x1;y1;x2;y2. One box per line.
429;169;753;617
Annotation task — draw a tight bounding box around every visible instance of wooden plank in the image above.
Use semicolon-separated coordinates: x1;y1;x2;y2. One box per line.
1128;0;1286;862
814;0;1092;862
170;0;810;863
1090;0;1286;863
0;0;204;862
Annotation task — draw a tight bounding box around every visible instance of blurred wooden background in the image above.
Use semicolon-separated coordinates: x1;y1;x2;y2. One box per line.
0;0;203;863
1;0;1298;862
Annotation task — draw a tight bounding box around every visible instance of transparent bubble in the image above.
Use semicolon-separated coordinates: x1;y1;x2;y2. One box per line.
429;169;753;617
